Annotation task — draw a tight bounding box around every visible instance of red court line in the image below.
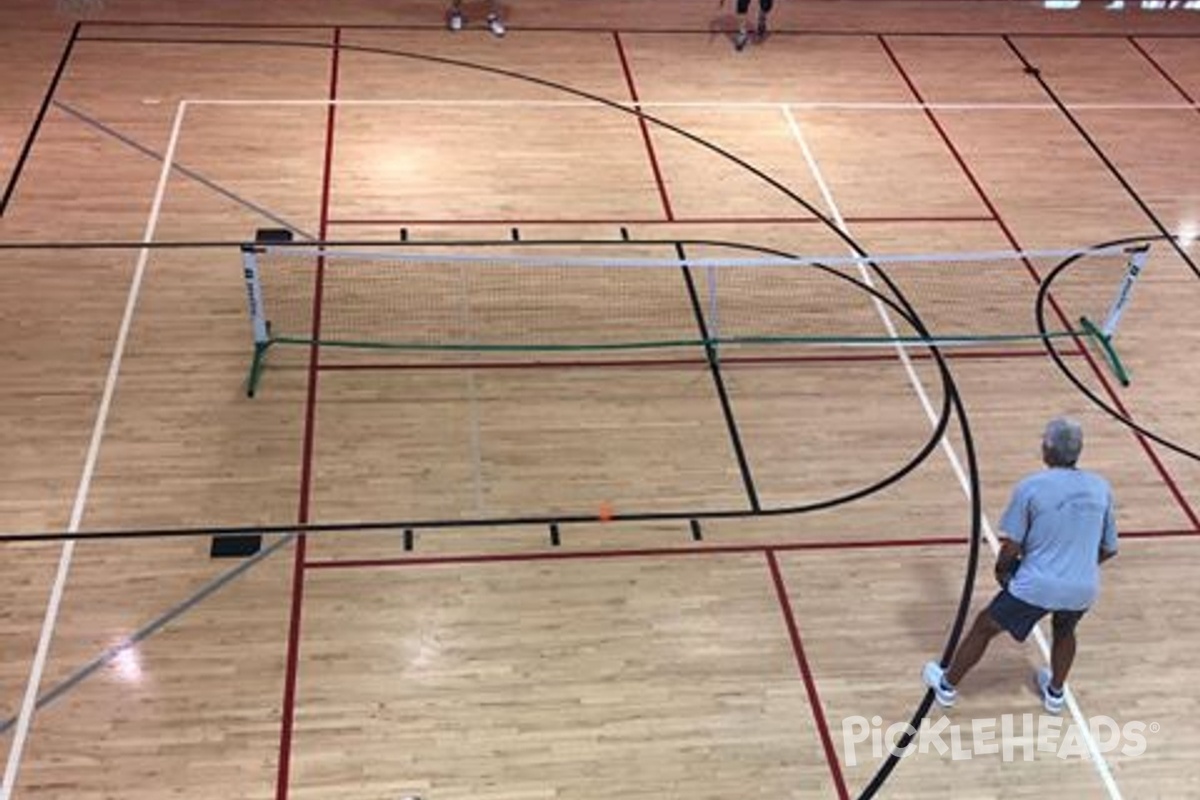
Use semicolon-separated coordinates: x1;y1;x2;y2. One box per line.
76;20;1200;38
613;31;674;222
316;348;1079;373
765;551;851;800
878;35;1200;534
276;537;307;800
1124;528;1200;539
324;215;993;226
1127;36;1200;118
276;26;340;800
304;536;969;571
303;527;1193;572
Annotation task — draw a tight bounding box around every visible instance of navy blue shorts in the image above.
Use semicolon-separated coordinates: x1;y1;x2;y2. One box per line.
987;589;1086;642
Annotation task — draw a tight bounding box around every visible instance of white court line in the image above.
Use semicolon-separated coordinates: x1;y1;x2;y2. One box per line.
782;104;1124;799
0;100;189;800
183;97;1200;111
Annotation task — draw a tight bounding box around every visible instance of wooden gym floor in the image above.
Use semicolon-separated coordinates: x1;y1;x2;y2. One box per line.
1;1;1199;798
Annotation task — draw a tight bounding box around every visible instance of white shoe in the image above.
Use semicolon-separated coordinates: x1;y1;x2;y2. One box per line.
1037;668;1066;714
922;661;958;708
487;13;506;37
448;9;464;31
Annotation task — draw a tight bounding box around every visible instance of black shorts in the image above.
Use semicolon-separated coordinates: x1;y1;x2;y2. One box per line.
987;589;1086;642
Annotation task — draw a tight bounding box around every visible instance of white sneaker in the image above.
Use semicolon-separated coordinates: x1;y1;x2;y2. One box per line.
1037;668;1066;714
922;661;958;708
448;9;464;31
487;13;506;37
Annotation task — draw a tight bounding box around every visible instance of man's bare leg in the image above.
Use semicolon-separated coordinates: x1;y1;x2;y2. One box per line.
946;609;1005;686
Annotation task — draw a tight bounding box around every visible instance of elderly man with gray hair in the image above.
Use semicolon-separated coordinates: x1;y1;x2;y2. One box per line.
923;416;1118;714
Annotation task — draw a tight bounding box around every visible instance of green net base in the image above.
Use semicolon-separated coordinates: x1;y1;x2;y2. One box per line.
245;328;1109;396
1079;316;1131;386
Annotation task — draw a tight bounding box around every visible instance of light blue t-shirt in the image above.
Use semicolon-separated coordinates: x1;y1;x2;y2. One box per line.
999;467;1118;612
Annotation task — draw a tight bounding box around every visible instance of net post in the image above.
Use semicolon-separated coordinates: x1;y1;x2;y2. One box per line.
241;244;270;397
1077;243;1149;387
242;227;292;397
1099;243;1150;339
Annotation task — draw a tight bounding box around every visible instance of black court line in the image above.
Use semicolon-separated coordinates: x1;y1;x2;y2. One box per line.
8;31;982;798
880;38;1200;526
0;233;1001;249
1127;35;1200;117
0;20;1180;796
75;20;1200;39
1004;35;1200;282
0;23;80;216
297;526;1198;570
677;242;760;513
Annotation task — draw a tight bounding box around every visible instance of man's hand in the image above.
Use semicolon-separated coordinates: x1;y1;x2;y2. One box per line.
995;537;1023;587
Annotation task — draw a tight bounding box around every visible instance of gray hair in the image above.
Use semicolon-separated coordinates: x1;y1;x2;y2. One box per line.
1043;416;1083;467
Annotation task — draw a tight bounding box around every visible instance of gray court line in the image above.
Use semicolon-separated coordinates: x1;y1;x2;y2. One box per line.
0;533;296;735
52;100;316;240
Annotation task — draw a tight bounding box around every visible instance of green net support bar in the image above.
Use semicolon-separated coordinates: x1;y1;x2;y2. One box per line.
1079;316;1131;387
246;341;272;398
270;330;1088;352
244;331;1093;395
